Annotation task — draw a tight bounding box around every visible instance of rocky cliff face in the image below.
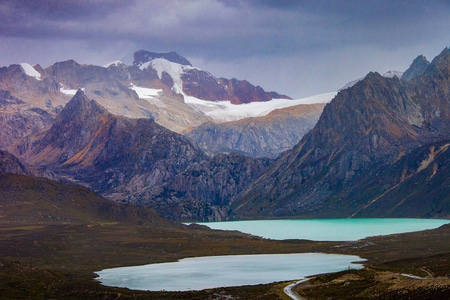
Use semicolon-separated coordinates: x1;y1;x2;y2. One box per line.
218;78;290;104
233;47;450;219
185;103;325;158
134;153;273;221
0;90;54;151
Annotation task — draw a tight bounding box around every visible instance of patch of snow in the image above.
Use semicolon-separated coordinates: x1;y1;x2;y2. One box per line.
59;84;84;96
382;70;403;78
138;61;151;71
19;63;41;80
184;92;337;122
104;60;124;68
139;58;199;96
128;83;162;99
129;83;166;108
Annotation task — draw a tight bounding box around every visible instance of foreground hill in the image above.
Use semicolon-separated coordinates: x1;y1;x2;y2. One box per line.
233;47;450;219
0;172;165;226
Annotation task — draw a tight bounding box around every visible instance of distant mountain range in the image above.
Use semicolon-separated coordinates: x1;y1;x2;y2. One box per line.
1;47;449;221
0;50;336;159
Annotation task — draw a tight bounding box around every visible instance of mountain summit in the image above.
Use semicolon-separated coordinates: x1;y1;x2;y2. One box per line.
133;50;193;67
401;55;430;81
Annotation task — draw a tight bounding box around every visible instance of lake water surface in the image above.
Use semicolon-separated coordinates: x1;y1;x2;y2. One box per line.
196;218;450;241
96;253;364;291
97;218;449;292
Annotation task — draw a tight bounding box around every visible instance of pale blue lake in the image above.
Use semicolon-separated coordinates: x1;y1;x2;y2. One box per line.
96;253;364;291
196;218;450;241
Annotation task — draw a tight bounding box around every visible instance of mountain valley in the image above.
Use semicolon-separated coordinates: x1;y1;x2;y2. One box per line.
1;46;450;299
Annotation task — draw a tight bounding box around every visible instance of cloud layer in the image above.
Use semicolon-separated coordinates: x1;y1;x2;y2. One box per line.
1;0;449;97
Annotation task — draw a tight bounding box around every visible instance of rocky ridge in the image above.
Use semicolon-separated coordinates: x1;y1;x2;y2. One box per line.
185;103;325;158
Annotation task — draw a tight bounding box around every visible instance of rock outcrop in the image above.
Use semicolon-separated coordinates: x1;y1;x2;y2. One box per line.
0;150;30;175
135;153;273;221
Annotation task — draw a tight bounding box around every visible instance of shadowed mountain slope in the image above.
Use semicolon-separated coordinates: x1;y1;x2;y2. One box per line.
16;90;207;201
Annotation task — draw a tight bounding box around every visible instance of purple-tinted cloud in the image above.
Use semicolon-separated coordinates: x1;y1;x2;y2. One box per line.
0;0;449;97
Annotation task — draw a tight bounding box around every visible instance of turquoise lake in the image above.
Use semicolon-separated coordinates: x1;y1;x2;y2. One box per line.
196;218;450;241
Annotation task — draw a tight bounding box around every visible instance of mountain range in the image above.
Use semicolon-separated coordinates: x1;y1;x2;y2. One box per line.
0;47;449;221
233;47;450;219
0;50;332;159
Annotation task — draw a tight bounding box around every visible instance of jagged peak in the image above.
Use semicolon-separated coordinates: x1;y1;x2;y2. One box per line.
401;54;430;81
367;71;384;79
429;46;450;68
352;71;385;89
133;50;192;67
60;89;108;118
416;47;450;81
52;59;81;67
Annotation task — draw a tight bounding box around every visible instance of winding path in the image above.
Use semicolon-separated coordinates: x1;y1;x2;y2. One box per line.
283;272;436;299
283;278;311;300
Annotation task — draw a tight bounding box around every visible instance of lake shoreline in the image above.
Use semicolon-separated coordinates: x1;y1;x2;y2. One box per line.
96;252;365;292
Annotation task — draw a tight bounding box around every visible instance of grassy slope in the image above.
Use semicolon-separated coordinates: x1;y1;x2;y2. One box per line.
1;172;450;299
0;172;333;299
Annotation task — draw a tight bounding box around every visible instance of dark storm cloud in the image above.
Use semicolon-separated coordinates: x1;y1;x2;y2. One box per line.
0;0;132;38
0;0;449;97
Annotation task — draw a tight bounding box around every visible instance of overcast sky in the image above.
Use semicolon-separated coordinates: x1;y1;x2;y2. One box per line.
0;0;449;98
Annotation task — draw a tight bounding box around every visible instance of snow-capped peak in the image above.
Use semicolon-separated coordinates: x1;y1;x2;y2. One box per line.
19;63;41;80
140;58;198;95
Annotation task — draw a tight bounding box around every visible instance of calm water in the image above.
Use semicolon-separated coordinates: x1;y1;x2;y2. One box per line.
196;218;450;241
96;218;449;292
96;253;364;291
